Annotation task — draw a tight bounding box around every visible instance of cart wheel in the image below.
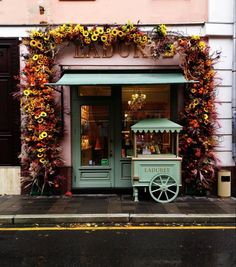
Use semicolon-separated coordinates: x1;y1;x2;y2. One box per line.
149;174;179;203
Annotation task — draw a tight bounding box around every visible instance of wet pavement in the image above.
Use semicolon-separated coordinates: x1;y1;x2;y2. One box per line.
0;194;235;225
0;227;235;267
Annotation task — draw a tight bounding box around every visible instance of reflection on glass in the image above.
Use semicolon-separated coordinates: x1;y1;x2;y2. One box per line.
81;105;109;166
135;132;173;156
121;85;170;158
79;86;111;96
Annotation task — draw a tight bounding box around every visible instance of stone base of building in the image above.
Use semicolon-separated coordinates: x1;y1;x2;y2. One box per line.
1;165;234;197
0;167;21;195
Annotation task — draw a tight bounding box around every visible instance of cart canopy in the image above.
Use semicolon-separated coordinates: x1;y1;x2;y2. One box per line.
131;118;182;133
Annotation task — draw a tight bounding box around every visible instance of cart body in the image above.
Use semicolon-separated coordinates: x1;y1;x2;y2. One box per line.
131;118;182;203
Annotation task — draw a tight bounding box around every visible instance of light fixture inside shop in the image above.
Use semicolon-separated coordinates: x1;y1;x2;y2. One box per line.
128;90;146;111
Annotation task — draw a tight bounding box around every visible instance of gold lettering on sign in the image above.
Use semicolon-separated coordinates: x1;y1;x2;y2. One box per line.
89;43;100;58
133;46;148;58
118;43;130;58
74;45;89;58
102;45;113;58
74;43;151;59
144;167;170;173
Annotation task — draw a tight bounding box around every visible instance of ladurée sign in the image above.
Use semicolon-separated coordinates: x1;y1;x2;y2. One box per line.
74;42;151;59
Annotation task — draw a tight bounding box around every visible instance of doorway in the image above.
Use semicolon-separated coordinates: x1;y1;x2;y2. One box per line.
72;85;131;189
71;83;173;189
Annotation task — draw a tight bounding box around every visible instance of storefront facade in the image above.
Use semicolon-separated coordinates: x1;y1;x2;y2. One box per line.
51;42;188;190
0;0;235;195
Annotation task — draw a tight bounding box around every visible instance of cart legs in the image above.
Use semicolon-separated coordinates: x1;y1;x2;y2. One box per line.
133;187;139;202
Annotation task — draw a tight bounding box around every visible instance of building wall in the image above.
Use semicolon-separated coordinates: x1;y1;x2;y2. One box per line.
0;0;207;25
206;0;236;195
207;0;235;167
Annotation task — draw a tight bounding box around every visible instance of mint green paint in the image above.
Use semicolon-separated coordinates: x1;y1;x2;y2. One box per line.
72;86;131;189
131;118;182;133
131;158;182;202
47;73;193;86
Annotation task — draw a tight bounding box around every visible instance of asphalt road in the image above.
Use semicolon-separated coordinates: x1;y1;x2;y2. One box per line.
0;226;235;267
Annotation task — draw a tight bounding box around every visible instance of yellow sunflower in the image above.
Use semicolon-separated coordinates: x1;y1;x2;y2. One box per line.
35;66;41;72
97;27;104;34
39;131;48;139
142;36;148;42
50;43;56;49
203;114;208;120
39;158;47;164
44;35;50;41
36;42;43;50
91;35;98;41
93;30;99;36
118;31;124;37
23;89;31;96
112;29;118;36
30;40;38;47
40;111;47;117
32;54;39;61
83;30;89;37
84;37;91;44
198;41;206;50
101;35;108;43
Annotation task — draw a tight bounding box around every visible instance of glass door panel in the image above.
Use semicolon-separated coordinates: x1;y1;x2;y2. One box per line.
121;85;170;158
81;105;110;166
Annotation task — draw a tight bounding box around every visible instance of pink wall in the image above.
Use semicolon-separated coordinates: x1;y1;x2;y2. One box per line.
0;0;208;25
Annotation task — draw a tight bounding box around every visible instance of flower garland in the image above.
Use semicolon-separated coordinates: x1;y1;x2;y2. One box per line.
19;22;149;194
19;22;219;195
151;26;220;192
177;36;220;193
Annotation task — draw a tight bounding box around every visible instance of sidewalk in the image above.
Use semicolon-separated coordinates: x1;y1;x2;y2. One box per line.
0;194;235;225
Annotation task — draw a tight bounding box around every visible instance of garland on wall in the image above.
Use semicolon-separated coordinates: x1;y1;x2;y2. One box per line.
151;25;220;193
18;22;219;194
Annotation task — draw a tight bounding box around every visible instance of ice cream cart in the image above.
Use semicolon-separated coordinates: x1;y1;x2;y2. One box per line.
131;118;183;203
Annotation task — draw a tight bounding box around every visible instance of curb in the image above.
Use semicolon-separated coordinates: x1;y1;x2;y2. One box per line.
129;214;236;224
0;213;235;225
0;215;14;225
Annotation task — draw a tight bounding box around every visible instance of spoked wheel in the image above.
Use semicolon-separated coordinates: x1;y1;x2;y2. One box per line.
149;175;179;203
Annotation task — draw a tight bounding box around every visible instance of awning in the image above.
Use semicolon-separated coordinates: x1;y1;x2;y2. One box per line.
131;118;182;133
46;73;194;86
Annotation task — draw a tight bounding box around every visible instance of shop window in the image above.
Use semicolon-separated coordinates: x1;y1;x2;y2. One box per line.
121;85;170;158
79;86;111;97
80;105;109;166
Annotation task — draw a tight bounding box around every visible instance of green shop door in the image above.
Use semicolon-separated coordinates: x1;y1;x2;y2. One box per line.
72;98;115;188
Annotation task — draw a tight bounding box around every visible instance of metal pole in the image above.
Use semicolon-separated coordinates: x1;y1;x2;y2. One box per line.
176;133;179;157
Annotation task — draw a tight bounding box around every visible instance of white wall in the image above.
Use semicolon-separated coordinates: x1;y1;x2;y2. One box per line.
207;0;235;166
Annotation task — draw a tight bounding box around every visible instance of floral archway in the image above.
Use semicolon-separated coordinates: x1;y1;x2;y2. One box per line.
19;22;220;194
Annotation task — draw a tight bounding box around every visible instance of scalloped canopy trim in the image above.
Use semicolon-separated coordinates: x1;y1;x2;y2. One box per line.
131;118;182;133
